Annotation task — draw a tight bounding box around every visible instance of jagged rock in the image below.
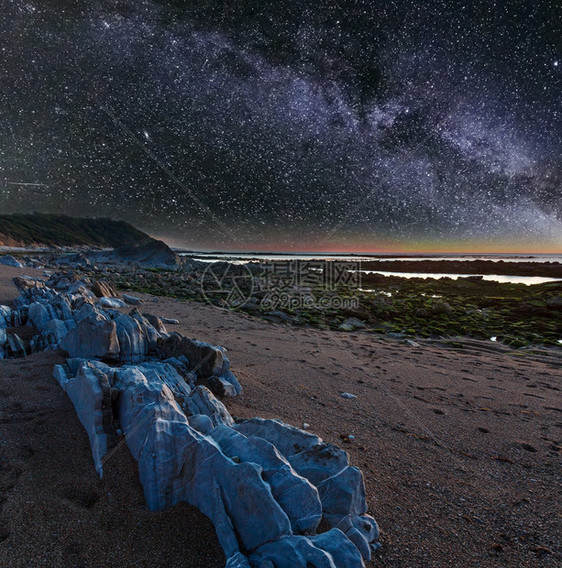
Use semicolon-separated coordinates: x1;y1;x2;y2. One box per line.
61;310;120;360
114;314;150;364
211;424;322;534
0;254;23;267
142;312;167;334
189;386;234;427
158;333;224;377
27;302;55;331
11;270;380;566
249;530;364;568
123;294;143;305
157;357;194;385
53;363;69;387
225;552;251;568
214;367;242;397
128;309;161;352
32;318;73;351
316;466;367;522
54;277;72;290
156;334;242;397
0;305;10;327
310;529;368;567
73;302;97;322
233;418;322;458
6;333;26;358
234;417;377;561
204;375;239;398
57;358;379;565
13;275;43;293
63;358;116;381
136;362;196;415
288;443;350;485
188;414;214;434
57;362;116;476
91;280;118;298
344;515;380;563
97;297;127;309
111;369;307;555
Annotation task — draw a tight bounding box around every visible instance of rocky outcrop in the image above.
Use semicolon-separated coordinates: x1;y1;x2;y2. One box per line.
5;271;380;567
0;254;23;267
61;311;120;360
5;333;26;358
55;358;378;566
55;361;116;476
103;239;180;269
157;333;242;397
91;280;118;298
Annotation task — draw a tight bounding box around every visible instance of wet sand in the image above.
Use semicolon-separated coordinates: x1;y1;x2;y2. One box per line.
0;265;560;567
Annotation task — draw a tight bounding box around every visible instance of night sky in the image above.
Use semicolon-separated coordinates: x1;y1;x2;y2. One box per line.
1;0;561;251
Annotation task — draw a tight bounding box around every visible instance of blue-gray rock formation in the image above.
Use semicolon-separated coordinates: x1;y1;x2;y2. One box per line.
6;271;380;567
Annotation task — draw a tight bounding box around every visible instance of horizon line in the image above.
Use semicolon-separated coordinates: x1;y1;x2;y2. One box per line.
170;248;561;256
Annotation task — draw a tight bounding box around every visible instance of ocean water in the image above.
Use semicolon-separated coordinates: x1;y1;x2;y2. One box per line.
181;252;562;264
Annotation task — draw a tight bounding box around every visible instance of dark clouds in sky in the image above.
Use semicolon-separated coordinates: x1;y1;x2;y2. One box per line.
1;0;561;250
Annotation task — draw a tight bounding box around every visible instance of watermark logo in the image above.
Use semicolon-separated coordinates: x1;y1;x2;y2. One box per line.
200;262;254;308
260;292;359;311
200;259;362;311
260;260;361;291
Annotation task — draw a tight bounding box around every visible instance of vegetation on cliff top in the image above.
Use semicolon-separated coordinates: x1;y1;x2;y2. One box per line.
0;213;153;248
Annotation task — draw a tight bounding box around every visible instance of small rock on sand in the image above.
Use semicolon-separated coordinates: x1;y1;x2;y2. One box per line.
341;392;357;400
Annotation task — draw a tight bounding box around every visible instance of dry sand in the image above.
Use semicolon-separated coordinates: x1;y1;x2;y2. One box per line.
0;265;560;567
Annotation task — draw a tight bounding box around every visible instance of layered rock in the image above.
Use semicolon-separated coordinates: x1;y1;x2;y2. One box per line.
5;271;380;567
56;358;378;566
91;280;118;298
158;333;242;397
61;310;120;360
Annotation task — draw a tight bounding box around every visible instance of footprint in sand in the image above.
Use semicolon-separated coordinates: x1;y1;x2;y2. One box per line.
61;485;100;509
0;521;9;543
0;463;23;542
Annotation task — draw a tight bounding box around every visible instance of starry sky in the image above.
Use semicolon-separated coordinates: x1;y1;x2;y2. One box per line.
1;0;561;252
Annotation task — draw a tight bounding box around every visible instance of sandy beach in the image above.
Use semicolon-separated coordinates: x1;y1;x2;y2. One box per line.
0;265;560;567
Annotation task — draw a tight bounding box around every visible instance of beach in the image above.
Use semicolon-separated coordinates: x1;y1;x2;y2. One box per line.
0;264;560;567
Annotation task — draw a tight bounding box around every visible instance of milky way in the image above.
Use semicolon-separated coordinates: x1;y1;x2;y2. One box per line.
1;0;561;250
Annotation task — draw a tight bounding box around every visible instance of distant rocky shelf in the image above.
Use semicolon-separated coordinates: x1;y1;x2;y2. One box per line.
358;259;562;278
